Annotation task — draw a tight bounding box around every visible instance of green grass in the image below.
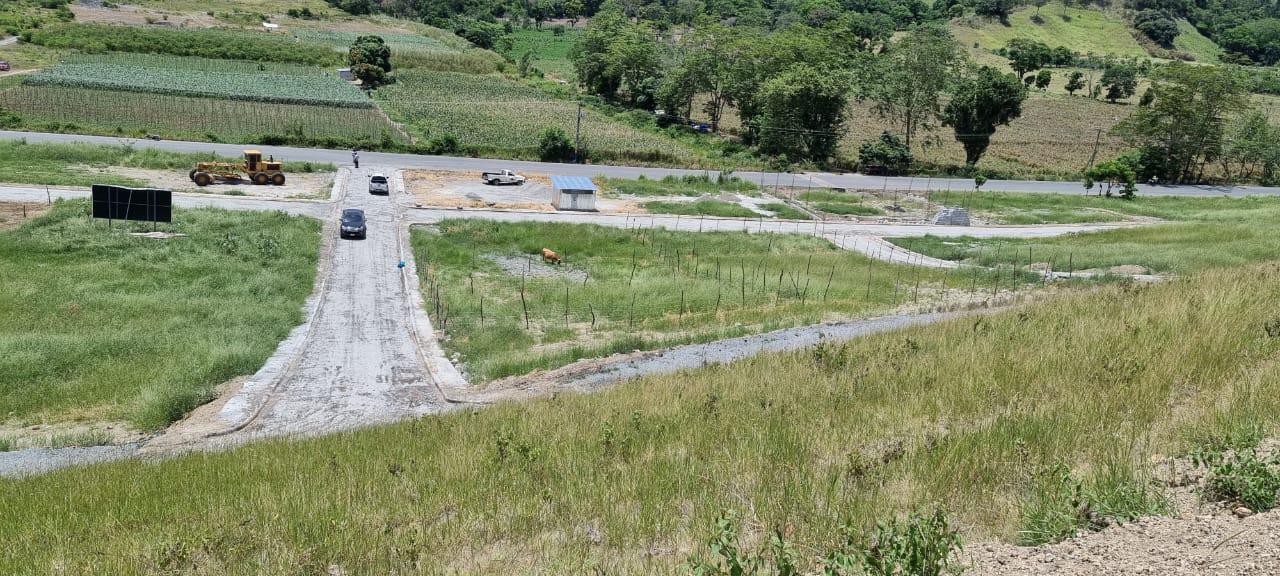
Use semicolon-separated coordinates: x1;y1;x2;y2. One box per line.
799;189;886;216
922;190;1277;224
3;262;1276;572
28;54;372;108
0;84;406;146
601;174;758;197
891;195;1280;273
24;22;341;66
1172;19;1222;64
813;202;885;216
503;27;580;80
759;202;812;220
642;199;761;218
0;139;333;187
412;220;969;380
950;3;1149;59
376;70;704;165
0;201;320;429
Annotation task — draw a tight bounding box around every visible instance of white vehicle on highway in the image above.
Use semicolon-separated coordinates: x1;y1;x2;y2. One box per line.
481;169;526;185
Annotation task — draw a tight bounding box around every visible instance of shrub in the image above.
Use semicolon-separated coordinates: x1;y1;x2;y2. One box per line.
1196;448;1280;512
538;126;574;161
858;131;912;175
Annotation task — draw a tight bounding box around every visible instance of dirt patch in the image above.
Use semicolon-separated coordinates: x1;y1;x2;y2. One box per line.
405;169;555;211
1077;264;1152;276
70;4;220;27
81;166;334;200
0;202;48;229
0;418;146;451
484;253;587;282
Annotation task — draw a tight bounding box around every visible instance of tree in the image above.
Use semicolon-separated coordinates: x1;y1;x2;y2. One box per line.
563;0;583;24
1084;153;1138;198
1114;63;1250;183
755;64;852;162
539;127;575;161
348;35;392;87
974;0;1014;23
1100;64;1137;102
572;2;663;106
866;25;962;149
1220;19;1280;66
942;66;1028;165
1004;38;1053;78
858;131;913;174
1134;9;1180;46
1220;110;1280;183
1034;69;1052;89
1065;71;1085;95
660;24;741;132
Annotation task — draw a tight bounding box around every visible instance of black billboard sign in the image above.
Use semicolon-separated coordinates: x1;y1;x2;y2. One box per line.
91;185;173;223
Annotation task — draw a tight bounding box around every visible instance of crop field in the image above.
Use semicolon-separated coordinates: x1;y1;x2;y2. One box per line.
892;195;1280;274
28;54;371;108
25;22;340;66
411;220;1015;381
293;29;460;53
0;84;405;144
4;261;1276;572
0;201;319;432
843;93;1130;179
293;28;503;73
377;71;703;164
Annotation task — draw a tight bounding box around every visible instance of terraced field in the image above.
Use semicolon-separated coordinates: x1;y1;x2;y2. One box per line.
28;54;370;108
377;70;701;163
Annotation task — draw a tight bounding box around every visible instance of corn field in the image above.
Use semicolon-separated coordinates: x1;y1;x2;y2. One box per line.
378;71;697;163
28;56;372;108
0;85;404;144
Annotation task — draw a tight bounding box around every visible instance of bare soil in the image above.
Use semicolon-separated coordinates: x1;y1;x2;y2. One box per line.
84;166;334;199
0;201;48;229
70;3;220;27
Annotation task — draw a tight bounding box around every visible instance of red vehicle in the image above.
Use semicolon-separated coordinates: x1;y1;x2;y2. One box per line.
0;61;10;72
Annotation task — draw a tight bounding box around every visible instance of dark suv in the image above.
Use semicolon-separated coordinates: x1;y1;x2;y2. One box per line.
339;208;367;239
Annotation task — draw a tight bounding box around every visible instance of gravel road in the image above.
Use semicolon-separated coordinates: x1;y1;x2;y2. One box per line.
208;168;446;441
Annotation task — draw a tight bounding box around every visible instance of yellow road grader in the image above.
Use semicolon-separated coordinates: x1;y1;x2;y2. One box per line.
189;150;286;187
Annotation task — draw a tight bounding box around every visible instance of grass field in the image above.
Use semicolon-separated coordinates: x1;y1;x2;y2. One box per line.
950;3;1149;59
891;195;1280;273
928;191;1280;224
28;53;372;108
600;174;758;197
377;70;704;164
25;22;341;66
0;139;270;187
0;201;319;431
0;84;405;145
3;260;1275;572
799;189;886;216
1172;18;1222;63
504;27;580;80
411;220;989;381
641;199;761;218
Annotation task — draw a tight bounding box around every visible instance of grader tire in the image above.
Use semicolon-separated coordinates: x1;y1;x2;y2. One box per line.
252;172;270;185
193;172;213;187
188;169;198;182
271;173;286;186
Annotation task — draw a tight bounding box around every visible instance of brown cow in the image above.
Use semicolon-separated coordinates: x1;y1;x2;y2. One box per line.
541;248;562;265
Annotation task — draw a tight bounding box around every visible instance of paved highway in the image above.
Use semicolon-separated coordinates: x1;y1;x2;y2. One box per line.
4;130;1276;197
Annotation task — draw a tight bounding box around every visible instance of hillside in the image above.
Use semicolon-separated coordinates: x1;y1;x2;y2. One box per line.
950;2;1150;60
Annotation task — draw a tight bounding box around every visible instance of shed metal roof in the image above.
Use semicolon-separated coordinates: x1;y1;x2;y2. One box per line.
550;175;598;192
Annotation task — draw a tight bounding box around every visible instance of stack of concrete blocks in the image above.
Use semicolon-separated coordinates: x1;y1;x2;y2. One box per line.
931;207;970;226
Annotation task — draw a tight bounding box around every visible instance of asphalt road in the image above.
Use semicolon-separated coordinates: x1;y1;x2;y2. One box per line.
4;129;1277;197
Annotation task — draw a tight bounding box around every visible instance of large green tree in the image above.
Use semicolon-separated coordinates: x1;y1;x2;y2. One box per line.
755;63;852;162
1114;63;1250;183
1004;38;1052;78
866;25;962;149
942;66;1028;166
571;2;664;107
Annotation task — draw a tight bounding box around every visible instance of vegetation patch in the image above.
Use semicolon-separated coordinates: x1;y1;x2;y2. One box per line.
0;201;319;429
0;139;275;187
24;22;341;66
376;70;702;164
411;220;967;380
601;174;757;197
4;262;1277;572
642;199;760;218
27;54;372;108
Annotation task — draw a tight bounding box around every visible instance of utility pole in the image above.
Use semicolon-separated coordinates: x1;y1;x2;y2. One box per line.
1085;127;1103;172
573;101;583;163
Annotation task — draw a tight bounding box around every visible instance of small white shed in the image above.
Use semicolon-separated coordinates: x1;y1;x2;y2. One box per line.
550;175;598;212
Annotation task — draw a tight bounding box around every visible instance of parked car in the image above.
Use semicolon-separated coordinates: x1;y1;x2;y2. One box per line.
0;61;10;72
368;173;389;195
481;169;526;185
339;208;366;239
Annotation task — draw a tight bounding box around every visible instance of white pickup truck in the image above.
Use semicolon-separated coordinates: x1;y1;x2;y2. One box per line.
481;169;526;185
